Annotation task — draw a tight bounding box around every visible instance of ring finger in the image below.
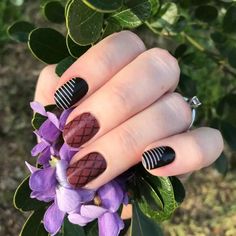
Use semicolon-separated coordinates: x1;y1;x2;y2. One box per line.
66;92;192;189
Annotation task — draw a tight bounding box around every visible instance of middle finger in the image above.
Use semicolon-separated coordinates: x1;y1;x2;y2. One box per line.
63;48;180;148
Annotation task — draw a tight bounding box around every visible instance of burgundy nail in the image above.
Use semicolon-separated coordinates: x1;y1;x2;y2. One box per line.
66;152;107;188
63;112;99;148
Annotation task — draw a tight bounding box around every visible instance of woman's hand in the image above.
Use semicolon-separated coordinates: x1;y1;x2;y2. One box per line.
35;31;223;189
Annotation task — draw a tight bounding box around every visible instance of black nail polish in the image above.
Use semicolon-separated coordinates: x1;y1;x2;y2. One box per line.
142;146;175;170
54;77;88;109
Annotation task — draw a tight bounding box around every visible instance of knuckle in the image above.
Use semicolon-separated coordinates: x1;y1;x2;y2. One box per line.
167;92;192;129
91;49;114;76
117;125;140;157
109;83;132;113
119;30;146;51
143;48;180;86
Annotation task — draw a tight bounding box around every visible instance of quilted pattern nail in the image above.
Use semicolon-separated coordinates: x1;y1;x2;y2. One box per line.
63;112;99;148
66;152;106;188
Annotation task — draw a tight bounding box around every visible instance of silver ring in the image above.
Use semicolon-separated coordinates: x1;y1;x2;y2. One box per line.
184;96;202;129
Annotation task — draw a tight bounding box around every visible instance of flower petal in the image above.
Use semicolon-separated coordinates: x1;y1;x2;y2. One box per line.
39;119;60;142
59;143;78;163
25;161;38;173
47;112;60;129
59;108;73;130
43;202;65;235
30;101;47;116
31;141;49;156
80;205;107;219
98;181;124;212
38;148;51;166
98;212;124;236
56;160;70;188
56;186;81;212
68;213;93;226
31;189;54;202
29;167;56;192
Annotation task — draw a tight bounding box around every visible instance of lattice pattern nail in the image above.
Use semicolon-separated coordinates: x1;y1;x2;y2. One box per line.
67;152;106;188
63;112;99;148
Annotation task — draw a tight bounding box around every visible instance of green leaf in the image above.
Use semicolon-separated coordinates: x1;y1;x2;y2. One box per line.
66;0;104;45
102;19;123;38
174;44;188;58
63;217;85;236
8;21;35;42
28;28;69;64
223;5;236;33
82;0;123;13
131;202;163;236
14;176;48;212
214;152;228;176
136;176;164;214
31;104;57;130
195;5;218;22
20;208;48;236
178;73;197;97
109;0;153;29
221;121;236;150
211;32;227;44
150;2;179;28
169;177;185;205
228;47;236;68
66;34;90;58
43;1;65;23
55;56;76;77
84;221;99;236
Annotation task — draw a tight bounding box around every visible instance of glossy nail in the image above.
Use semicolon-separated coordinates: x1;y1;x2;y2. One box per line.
63;112;99;148
54;77;88;109
67;152;106;188
142;146;175;170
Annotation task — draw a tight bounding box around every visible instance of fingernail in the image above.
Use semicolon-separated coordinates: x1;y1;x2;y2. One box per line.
63;112;99;148
66;152;106;188
142;146;175;170
54;77;88;109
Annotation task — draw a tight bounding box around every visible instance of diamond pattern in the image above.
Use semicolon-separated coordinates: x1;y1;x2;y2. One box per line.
63;112;99;148
66;152;106;188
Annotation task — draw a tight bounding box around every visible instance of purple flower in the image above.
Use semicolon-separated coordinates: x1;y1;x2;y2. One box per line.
30;102;72;165
68;180;127;236
28;102;129;236
27;144;95;235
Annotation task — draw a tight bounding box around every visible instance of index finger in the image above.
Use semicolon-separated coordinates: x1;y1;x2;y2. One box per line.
54;31;146;109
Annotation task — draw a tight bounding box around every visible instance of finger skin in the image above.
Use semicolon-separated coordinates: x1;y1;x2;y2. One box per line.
63;48;180;148
67;92;192;189
34;65;58;105
54;31;146;108
143;127;224;177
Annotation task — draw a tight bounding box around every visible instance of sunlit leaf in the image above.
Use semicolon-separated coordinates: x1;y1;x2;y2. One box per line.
8;21;35;42
43;1;65;23
82;0;123;13
14;176;48;212
66;0;103;45
28;28;69;64
131;202;163;236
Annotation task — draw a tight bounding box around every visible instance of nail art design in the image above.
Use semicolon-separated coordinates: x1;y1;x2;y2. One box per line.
54;77;88;109
142;146;175;170
63;112;99;148
66;152;106;188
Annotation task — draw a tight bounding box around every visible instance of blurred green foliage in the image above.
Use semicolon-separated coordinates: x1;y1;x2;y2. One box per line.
0;0;25;46
7;0;236;235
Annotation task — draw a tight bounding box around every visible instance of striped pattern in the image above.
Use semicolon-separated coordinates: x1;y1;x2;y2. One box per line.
142;146;166;170
54;78;76;109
